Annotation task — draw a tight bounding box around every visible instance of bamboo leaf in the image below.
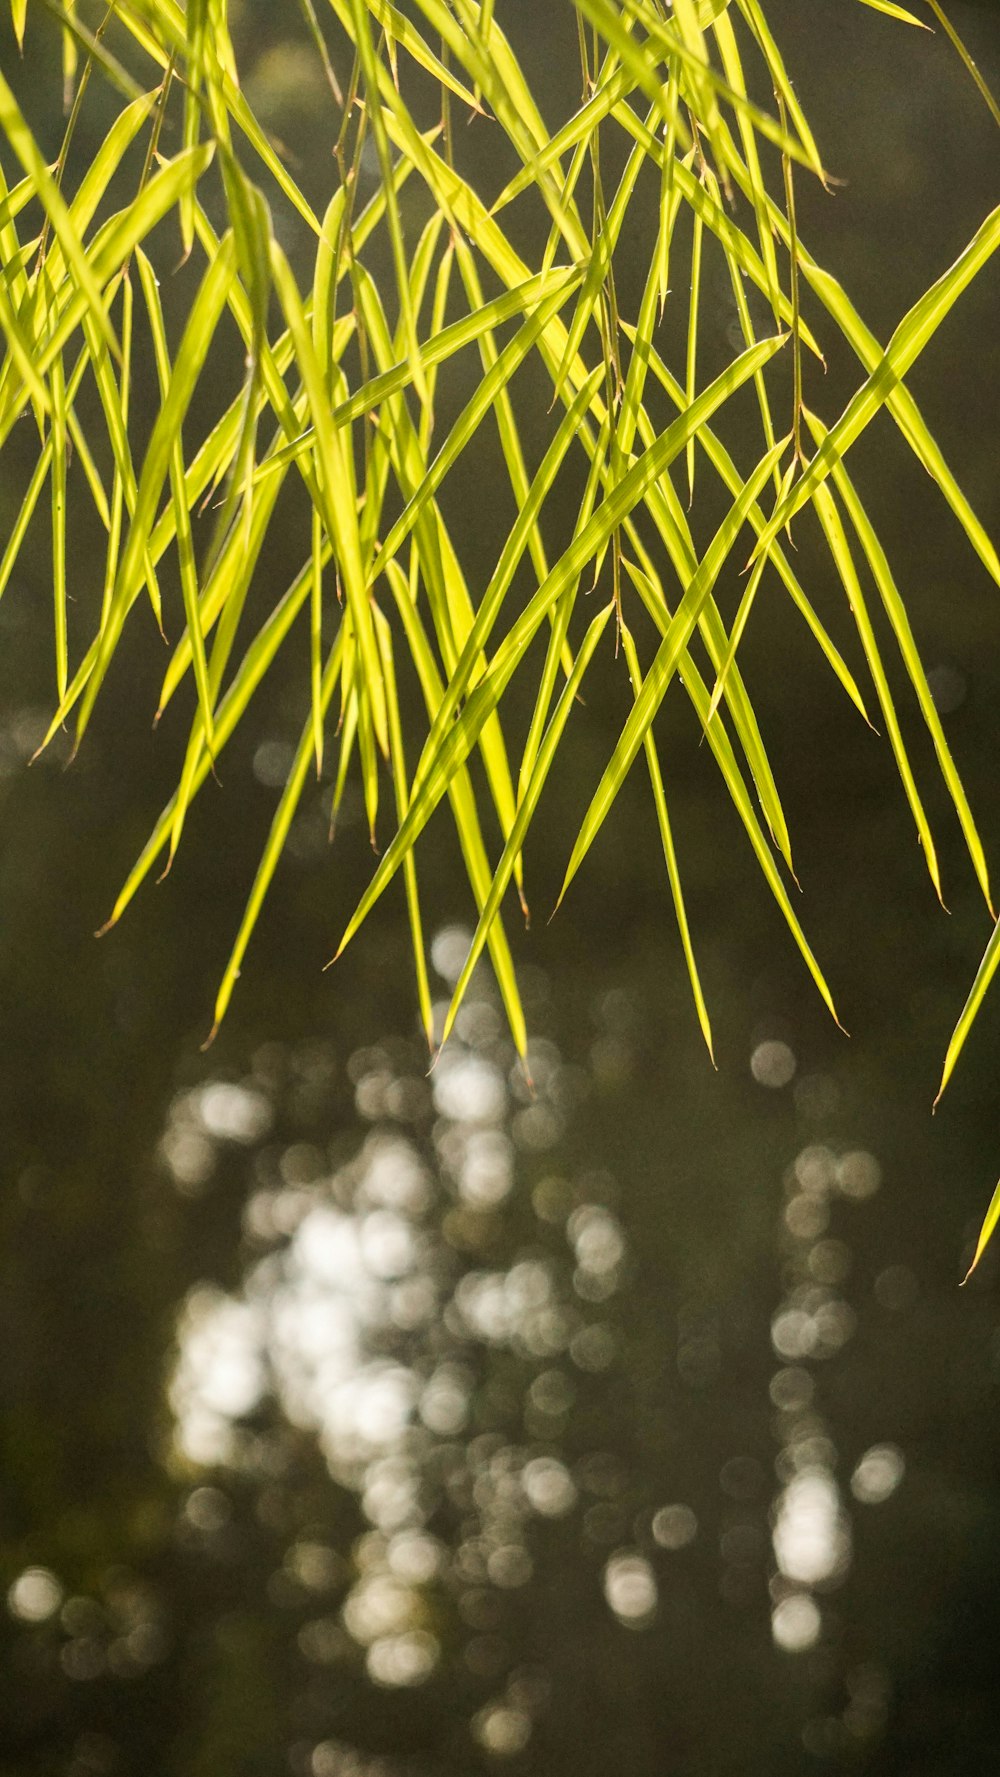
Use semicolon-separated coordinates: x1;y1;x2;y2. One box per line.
136;248;217;750
731;0;827;178
492;66;635;214
962;1174;1000;1285
373;273;583;579
0;65;118;361
103;547;324;932
256;266;575;479
208;620;348;1042
375;605;437;1051
269;239;389;757
925;0;1000;128
804;403;991;912
441;601;615;1049
621;622;714;1061
811;474;943;904
557;435;789;909
753;204;1000;562
50;347;68;699
857;0;929;24
76;234;238;748
613;99;825;360
624;553;842;1027
937;914;1000;1106
333;335;785;963
4;145;215;420
686;207;703;504
380;558;528;1057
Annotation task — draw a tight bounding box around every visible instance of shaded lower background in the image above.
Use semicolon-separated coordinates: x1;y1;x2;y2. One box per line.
2;2;1000;1774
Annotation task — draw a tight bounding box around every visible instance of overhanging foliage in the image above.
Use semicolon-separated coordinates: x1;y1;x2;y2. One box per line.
1;0;998;1153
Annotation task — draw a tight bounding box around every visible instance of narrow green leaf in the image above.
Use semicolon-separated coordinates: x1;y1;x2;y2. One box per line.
731;0;827;178
584;0;825;173
441;601;615;1050
706;550;770;723
613;99;824;361
925;0;1000;127
367;0;483;109
374;274;582;579
0;441;52;602
0;65;117;360
347;0;427;406
269;239;389;756
961;1174;1000;1284
136;248;216;750
333;335;785;966
619;318;871;723
623;554;842;1028
76;234;238;748
712;9;782;324
0;266;50;417
37;0;145;99
753;203;1000;562
686;208;703;504
804;403;992;912
257;266;578;482
374;605;434;1051
102;545;324;932
557;435;789;908
380;559;528;1058
621;622;714;1061
517;390;608;798
857;0;929;23
491;66;635;214
50;348;68;699
811;475;943;904
66;405;110;530
937;914;1000;1106
310;510;324;776
208;620;349;1042
2;145;215;422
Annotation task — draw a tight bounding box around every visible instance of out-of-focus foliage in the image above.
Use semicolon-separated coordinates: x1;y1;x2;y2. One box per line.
1;0;998;1105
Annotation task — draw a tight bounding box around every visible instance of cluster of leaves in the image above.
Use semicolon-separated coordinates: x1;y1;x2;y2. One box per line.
1;0;998;1130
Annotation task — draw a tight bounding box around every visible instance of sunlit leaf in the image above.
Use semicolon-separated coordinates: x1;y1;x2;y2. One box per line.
962;1174;1000;1285
937;915;1000;1107
2;0;996;1086
925;0;1000;127
857;0;929;24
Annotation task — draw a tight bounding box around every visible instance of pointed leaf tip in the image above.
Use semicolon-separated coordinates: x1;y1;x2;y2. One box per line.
961;1174;1000;1284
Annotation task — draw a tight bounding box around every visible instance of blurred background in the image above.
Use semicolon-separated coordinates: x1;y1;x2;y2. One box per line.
1;2;1000;1773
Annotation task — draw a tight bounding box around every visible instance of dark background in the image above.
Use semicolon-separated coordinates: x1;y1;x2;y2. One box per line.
1;2;1000;1773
